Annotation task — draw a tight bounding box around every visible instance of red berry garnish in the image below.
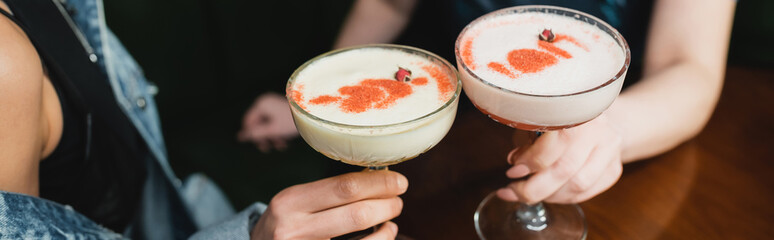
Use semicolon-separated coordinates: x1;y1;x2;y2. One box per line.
395;67;412;82
539;28;555;42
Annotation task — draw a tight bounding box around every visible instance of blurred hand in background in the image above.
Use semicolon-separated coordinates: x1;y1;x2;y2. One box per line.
238;92;299;152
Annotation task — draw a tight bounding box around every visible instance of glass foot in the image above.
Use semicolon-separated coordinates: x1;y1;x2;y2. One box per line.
474;192;587;240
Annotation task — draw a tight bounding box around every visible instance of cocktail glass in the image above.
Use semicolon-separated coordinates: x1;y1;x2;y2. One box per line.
287;44;461;170
455;5;630;240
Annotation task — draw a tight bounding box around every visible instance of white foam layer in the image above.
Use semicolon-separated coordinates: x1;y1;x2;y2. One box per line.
291;100;458;166
461;12;624;95
292;47;454;126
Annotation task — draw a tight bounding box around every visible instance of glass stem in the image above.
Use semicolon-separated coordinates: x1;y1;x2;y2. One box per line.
516;131;548;231
516;202;548;231
363;166;387;239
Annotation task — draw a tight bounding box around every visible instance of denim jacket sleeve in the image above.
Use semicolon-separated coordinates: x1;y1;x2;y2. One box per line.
0;0;269;239
0;191;124;239
188;203;267;240
0;191;267;240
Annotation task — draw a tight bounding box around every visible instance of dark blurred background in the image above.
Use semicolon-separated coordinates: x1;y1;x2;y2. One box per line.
104;0;773;210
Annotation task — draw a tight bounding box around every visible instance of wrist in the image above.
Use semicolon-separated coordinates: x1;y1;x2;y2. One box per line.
604;97;633;163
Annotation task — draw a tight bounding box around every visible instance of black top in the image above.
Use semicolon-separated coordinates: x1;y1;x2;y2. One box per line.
0;1;147;232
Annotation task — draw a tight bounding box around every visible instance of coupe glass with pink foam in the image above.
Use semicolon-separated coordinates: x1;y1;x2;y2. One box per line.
455;5;630;239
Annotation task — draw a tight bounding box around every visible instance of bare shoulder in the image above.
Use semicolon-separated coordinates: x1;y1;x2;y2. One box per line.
0;3;47;195
0;3;43;88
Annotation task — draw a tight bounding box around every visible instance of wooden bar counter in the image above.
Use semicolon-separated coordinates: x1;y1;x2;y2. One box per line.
389;66;774;239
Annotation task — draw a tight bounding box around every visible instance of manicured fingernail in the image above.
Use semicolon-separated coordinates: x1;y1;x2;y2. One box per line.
507;148;520;164
497;188;519;201
507;164;530;178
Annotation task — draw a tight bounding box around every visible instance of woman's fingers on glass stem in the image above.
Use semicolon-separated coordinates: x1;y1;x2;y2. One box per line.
306;197;403;239
509;131;565;178
544;144;621;203
496;187;520;202
517;137;594;203
274;171;407;213
506;147;532;178
549;157;622;204
361;221;399;240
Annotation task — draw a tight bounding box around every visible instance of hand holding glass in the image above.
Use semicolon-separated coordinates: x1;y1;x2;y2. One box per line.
455;5;630;240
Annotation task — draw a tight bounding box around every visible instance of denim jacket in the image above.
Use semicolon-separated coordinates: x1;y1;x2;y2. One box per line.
0;0;265;239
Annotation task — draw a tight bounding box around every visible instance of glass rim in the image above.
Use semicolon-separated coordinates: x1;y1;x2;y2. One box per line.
286;43;462;129
454;5;631;98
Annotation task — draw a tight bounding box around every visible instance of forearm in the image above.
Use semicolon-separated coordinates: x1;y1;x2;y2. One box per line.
333;0;416;49
608;0;735;163
608;61;724;163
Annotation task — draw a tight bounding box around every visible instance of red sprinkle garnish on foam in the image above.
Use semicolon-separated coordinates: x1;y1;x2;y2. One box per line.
305;65;454;113
461;39;476;70
309;95;341;105
507;49;558;74
487;62;516;79
421;65;455;101
341;79;413;113
537;41;572;59
290;84;306;110
484;32;589;77
411;77;428;86
307;79;413;114
555;34;588;51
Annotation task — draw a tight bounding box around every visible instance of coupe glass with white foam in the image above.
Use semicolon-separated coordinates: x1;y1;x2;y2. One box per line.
287;44;461;171
455;5;630;239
